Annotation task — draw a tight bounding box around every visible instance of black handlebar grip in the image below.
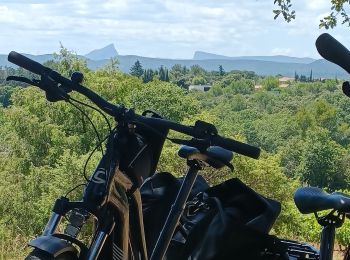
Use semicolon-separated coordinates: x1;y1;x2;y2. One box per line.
212;136;260;159
8;51;50;76
316;33;350;74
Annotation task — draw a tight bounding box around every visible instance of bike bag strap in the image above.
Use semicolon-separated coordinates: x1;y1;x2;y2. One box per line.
28;235;78;258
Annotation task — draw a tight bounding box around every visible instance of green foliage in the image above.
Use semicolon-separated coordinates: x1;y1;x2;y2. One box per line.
262;76;279;91
2;47;350;257
273;0;295;22
130;60;144;78
51;44;89;77
102;57;120;72
274;0;350;29
158;66;169;82
297;128;349;190
130;80;199;121
191;76;206;85
143;69;155;83
0;85;16;107
219;65;225;76
226;79;255;95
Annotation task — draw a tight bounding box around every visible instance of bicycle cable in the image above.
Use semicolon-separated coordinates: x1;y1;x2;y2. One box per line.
64;183;87;198
69;95;112;133
82;133;111;182
67;99;105;154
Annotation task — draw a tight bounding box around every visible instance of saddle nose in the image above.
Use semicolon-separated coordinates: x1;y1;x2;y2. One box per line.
178;145;233;169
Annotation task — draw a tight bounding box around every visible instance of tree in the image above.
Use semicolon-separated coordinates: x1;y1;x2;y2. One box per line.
299;75;307;82
165;69;169;82
157;66;169;82
130;60;144;77
262;76;279;91
143;69;154;83
294;71;299;82
170;64;185;82
226;79;255;95
219;65;225;76
103;57;119;72
274;0;350;29
309;70;313;82
169;64;188;87
0;86;16;107
190;65;206;76
297;128;349;191
191;76;206;85
130;80;199;121
52;43;89;76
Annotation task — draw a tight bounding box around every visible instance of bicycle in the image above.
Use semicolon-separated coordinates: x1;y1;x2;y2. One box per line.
6;51;261;260
293;33;350;260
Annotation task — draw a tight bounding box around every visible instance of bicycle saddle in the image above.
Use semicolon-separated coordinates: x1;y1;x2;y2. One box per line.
178;145;233;169
294;187;350;214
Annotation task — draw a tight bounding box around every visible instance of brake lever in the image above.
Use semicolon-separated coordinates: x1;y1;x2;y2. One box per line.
39;76;70;102
6;76;38;86
6;75;69;102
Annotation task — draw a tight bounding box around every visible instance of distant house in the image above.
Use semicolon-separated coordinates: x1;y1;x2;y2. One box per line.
279;76;294;88
188;85;211;91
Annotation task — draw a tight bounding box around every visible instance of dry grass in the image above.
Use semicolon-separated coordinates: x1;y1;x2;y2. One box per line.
0;234;30;260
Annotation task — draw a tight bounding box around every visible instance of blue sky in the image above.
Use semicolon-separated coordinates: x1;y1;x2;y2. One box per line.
0;0;349;59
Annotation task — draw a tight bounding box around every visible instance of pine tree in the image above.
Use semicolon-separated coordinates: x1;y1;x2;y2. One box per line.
219;65;225;76
159;66;166;81
182;66;189;74
165;69;169;82
294;71;299;81
309;70;313;82
143;69;154;83
130;60;144;77
142;70;148;83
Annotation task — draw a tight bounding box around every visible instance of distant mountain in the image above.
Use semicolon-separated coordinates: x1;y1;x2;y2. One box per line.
103;56;346;78
84;44;118;60
193;51;316;64
1;46;348;79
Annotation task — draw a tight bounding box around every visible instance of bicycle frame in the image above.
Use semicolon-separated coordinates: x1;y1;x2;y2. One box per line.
35;170;147;260
315;211;346;260
320;225;336;260
29;121;166;260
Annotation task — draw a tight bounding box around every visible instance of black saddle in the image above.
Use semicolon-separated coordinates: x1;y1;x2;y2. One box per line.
294;187;350;214
178;145;233;169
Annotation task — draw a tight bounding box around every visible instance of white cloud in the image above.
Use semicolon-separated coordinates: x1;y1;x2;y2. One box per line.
0;0;348;59
306;0;330;11
271;48;292;55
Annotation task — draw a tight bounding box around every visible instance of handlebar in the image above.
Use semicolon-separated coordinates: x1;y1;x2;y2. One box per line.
8;51;50;76
7;51;261;159
134;116;260;158
316;33;350;74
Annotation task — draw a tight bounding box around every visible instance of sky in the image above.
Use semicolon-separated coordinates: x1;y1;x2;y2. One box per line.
0;0;349;59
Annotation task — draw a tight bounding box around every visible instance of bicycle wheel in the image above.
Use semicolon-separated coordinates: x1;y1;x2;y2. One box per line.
25;248;78;260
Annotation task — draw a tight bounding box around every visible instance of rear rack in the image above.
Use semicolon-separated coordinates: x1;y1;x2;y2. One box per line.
280;239;320;259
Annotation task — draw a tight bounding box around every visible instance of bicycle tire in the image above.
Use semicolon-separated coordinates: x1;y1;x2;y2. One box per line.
25;248;78;260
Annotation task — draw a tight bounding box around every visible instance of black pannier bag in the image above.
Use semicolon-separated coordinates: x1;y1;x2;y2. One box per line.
167;178;286;260
140;172;209;255
140;173;317;260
